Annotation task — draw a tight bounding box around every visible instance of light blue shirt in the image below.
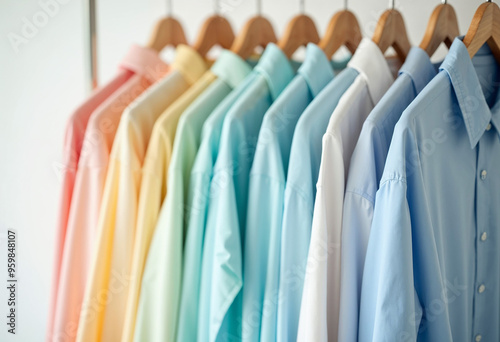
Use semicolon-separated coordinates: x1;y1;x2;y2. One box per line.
339;47;439;342
175;50;253;342
242;44;348;342
360;38;500;342
276;67;359;342
198;44;296;342
186;70;258;342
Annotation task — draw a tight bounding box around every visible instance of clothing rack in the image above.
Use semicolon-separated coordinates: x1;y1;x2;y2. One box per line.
86;0;98;91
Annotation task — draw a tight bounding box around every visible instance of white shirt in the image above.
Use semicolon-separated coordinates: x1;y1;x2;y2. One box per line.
297;38;396;342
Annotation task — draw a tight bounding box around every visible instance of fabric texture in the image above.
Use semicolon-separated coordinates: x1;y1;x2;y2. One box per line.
178;67;259;342
131;51;251;342
297;38;396;342
49;44;167;342
276;67;359;342
123;62;214;342
75;45;207;342
359;38;500;342
242;43;347;342
338;47;438;342
198;43;295;342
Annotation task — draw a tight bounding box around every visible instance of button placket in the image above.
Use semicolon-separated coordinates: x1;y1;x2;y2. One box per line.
474;137;490;342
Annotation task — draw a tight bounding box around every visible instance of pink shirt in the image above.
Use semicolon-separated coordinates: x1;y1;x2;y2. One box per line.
48;45;168;342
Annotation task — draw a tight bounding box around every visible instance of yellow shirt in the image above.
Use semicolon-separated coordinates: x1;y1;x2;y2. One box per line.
76;45;208;342
121;68;219;342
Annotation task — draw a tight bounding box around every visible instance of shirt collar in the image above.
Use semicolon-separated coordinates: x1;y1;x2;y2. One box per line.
211;50;252;89
298;43;335;97
347;38;394;104
254;43;295;100
171;44;209;85
439;38;497;148
119;44;169;83
399;47;438;94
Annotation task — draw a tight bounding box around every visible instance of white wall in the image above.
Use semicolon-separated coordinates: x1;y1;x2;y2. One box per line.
0;0;481;340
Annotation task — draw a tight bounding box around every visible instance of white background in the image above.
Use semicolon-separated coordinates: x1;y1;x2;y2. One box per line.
0;0;482;340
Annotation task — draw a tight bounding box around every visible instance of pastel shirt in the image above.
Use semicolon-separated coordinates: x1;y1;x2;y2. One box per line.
76;45;207;342
198;44;295;342
121;53;215;342
49;45;167;342
242;43;347;342
131;51;251;342
276;68;359;342
179;68;259;342
338;47;438;342
298;38;395;342
360;39;500;342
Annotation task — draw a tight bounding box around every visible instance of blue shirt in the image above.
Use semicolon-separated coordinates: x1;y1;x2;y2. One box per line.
339;47;439;342
360;38;500;342
189;72;258;342
276;67;359;342
174;51;253;342
198;44;296;342
242;44;348;342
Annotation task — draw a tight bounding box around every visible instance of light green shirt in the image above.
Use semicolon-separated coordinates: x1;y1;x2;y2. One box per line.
133;50;252;342
198;43;296;342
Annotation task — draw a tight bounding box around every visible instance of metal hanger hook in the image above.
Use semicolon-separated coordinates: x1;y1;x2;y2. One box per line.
299;0;305;14
391;0;395;9
256;0;262;15
441;0;447;3
214;0;219;14
344;0;348;10
166;0;172;15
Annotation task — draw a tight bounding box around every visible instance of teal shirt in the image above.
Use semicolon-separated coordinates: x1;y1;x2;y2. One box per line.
145;50;253;342
185;68;259;342
242;43;348;342
276;67;359;342
198;44;295;342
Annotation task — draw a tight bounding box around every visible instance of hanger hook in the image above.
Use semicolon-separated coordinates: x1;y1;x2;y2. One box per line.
166;0;172;15
214;0;219;14
299;0;305;14
344;0;348;10
390;0;395;9
257;0;262;16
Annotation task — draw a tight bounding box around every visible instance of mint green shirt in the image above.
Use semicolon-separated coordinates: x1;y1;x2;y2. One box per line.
243;43;348;342
178;63;259;342
132;50;252;342
198;44;296;342
173;51;253;342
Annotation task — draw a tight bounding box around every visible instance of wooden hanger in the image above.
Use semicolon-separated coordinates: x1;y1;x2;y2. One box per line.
231;16;277;59
278;14;320;58
193;15;235;57
419;2;459;57
463;0;500;63
147;0;186;52
319;9;362;58
372;2;411;62
147;16;187;52
230;0;277;59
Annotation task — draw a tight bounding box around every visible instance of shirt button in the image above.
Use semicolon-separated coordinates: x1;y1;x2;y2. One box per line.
481;232;488;241
475;334;482;342
481;170;487;180
478;284;485;293
486;123;492;131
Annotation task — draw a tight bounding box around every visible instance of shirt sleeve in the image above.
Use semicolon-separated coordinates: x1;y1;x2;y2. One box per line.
204;119;246;342
338;121;384;342
297;133;344;342
76;116;142;342
358;178;422;341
